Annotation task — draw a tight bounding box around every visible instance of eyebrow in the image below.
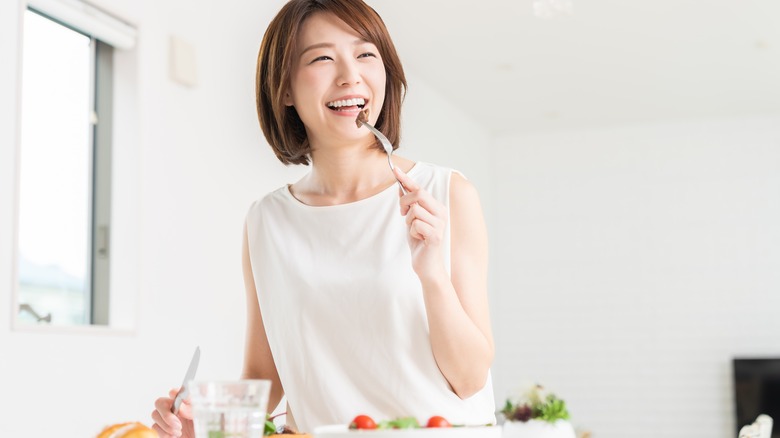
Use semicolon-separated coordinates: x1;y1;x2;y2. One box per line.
300;39;371;57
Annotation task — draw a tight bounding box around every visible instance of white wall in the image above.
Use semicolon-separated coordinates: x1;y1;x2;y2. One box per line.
401;72;492;203
489;114;780;438
0;0;490;436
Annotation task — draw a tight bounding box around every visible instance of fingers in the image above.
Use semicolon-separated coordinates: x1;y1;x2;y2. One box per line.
409;215;439;243
151;409;181;437
393;167;447;244
152;421;190;438
393;166;419;194
399;189;447;229
152;394;183;437
406;203;446;246
177;399;194;420
152;424;173;438
167;387;194;420
393;168;442;217
152;425;183;438
398;186;444;218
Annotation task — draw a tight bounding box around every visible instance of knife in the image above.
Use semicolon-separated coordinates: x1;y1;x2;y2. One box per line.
172;346;200;415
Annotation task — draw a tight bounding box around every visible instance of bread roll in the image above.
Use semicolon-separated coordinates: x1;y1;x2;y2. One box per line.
97;422;157;438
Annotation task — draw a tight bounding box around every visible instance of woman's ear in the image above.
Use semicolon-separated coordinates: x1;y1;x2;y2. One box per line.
283;90;294;106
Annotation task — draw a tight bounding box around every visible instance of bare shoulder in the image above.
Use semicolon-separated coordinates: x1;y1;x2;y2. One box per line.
395;155;416;173
449;171;483;212
448;170;487;253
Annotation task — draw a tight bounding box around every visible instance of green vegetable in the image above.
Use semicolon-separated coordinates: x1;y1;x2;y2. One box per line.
264;418;277;436
501;400;514;418
503;385;570;424
264;412;289;436
537;395;570;422
377;417;421;429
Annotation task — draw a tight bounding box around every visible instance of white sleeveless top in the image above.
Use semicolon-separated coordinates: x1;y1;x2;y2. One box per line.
245;162;495;432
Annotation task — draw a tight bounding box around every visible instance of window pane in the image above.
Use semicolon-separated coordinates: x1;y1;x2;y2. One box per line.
18;10;93;325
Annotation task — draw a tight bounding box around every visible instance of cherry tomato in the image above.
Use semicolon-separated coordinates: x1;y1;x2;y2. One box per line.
426;416;451;428
350;414;378;430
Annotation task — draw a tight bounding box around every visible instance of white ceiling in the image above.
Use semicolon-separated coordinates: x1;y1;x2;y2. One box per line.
369;0;780;136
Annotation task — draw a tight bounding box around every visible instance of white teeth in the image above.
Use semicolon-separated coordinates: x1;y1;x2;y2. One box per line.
327;97;366;108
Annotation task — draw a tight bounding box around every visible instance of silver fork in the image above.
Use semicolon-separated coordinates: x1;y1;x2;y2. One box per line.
359;121;407;194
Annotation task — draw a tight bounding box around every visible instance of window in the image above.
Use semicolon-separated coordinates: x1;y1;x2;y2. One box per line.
16;1;135;327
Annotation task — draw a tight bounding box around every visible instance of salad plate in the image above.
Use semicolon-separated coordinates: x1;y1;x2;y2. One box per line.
313;424;502;438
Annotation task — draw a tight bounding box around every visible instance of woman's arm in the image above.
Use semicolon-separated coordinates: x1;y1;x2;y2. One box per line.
241;223;285;412
394;169;494;399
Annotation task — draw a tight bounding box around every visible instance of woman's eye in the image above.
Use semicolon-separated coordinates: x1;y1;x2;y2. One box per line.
358;52;377;59
311;55;332;63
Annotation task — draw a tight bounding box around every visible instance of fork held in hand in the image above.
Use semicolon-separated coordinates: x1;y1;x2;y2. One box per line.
356;113;406;194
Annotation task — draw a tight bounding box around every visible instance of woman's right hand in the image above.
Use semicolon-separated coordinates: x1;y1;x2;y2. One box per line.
151;388;195;438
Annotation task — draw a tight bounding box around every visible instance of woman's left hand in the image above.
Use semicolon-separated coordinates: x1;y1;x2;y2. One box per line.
394;166;448;279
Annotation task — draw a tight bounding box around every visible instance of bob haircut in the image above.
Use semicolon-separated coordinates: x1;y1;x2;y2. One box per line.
256;0;407;165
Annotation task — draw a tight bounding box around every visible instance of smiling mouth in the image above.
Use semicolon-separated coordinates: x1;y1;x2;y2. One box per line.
326;97;366;112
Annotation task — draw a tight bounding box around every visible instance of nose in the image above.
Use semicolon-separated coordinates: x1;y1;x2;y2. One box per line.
336;58;361;86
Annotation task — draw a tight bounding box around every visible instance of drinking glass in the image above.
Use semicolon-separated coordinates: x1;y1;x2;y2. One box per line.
187;380;271;438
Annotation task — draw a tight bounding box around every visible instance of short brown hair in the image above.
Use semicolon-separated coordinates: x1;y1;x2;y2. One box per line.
256;0;407;165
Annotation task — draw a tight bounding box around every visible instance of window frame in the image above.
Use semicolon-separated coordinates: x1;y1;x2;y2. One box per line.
90;37;113;325
12;1;136;331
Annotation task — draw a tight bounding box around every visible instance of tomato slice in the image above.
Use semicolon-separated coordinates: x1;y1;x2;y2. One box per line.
426;416;451;428
349;414;378;430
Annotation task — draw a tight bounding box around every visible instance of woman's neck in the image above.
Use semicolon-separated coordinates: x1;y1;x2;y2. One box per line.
291;143;411;206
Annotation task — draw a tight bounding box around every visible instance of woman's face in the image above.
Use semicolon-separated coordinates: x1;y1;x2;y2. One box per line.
286;12;386;149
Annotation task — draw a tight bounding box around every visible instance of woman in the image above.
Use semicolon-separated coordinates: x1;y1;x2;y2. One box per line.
152;1;494;436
